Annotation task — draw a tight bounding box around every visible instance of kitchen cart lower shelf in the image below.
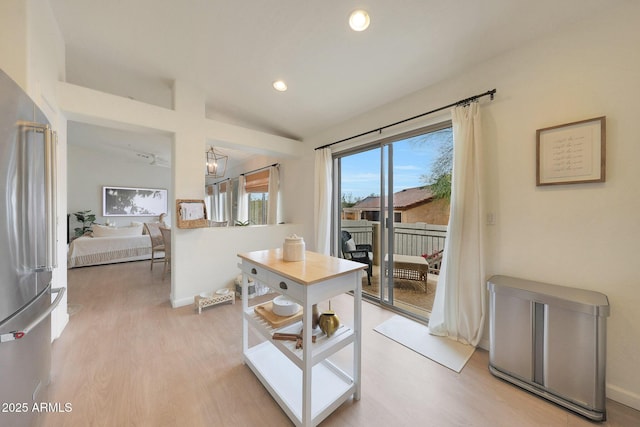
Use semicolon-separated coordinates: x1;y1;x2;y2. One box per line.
244;341;356;426
244;306;356;367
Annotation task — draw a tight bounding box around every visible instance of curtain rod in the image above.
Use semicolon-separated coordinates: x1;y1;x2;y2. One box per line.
207;178;230;185
240;163;279;176
315;88;496;150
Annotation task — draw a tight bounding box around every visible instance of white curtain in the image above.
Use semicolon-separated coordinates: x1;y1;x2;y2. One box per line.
267;165;280;224
429;102;486;347
237;175;248;223
314;148;332;255
224;183;232;223
210;184;220;221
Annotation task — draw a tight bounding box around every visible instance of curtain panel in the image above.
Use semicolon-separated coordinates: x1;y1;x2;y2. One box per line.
314;148;332;255
429;102;486;347
267;165;280;225
237;175;248;223
207;184;221;221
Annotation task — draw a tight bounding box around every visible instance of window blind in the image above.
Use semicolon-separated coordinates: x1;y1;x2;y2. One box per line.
244;169;270;193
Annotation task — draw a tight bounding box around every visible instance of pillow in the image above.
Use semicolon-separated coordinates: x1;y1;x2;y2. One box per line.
345;239;356;252
92;223;144;237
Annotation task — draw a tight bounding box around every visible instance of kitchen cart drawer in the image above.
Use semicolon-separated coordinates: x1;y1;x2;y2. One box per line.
270;273;303;302
240;261;270;283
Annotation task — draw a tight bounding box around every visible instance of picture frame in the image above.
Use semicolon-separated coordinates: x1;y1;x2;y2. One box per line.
102;186;168;217
536;116;606;186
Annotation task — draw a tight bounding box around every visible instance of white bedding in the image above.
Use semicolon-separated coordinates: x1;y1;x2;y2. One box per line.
68;234;157;268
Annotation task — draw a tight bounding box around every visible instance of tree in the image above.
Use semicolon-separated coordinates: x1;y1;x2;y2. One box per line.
420;128;453;199
341;192;362;209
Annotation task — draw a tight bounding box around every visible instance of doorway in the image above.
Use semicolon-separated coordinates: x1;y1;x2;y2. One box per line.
336;123;452;321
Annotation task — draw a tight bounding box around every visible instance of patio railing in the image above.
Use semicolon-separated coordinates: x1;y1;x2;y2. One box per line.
392;222;447;256
341;220;373;246
341;220;447;264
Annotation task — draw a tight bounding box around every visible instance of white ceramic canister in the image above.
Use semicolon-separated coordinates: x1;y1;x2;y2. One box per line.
283;234;305;262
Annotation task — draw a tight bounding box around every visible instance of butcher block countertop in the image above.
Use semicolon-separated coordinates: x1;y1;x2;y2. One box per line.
237;248;366;286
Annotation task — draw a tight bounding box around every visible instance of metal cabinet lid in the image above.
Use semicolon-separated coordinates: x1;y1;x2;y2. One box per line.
487;275;610;317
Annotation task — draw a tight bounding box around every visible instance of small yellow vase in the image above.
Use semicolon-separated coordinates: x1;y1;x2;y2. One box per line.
318;310;340;337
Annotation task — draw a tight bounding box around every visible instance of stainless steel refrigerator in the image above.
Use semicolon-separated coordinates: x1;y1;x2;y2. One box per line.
0;69;65;427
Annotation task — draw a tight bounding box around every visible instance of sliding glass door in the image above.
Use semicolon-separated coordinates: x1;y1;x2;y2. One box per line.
336;123;452;321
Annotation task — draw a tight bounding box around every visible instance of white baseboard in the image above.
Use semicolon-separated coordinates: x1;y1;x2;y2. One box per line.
170;295;194;308
607;384;640;411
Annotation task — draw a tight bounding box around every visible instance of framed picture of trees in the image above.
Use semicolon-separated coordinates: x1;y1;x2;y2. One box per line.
102;186;168;217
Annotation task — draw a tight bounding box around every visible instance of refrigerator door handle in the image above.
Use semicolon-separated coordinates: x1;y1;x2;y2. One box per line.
0;287;65;344
18;121;58;271
44;127;58;270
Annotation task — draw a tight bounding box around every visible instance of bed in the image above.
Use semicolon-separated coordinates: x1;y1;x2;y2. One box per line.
67;223;162;268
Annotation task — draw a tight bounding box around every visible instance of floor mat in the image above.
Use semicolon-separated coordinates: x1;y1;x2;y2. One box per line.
374;315;475;373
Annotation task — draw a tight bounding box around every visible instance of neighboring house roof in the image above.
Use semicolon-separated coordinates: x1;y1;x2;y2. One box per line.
353;186;434;211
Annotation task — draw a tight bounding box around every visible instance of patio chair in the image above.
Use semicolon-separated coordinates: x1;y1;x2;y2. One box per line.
341;230;372;285
423;249;443;274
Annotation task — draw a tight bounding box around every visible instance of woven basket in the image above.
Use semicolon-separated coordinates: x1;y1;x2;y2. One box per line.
176;199;208;229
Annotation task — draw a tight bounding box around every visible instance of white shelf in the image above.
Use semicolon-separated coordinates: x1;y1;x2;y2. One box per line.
244;306;355;367
245;341;355;426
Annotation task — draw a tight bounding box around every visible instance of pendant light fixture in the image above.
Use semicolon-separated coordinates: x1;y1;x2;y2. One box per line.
205;146;228;178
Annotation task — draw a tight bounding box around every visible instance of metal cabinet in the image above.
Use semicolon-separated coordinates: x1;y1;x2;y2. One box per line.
487;275;609;421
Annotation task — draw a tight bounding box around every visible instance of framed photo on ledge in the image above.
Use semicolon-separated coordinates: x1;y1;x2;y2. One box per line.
536;116;606;186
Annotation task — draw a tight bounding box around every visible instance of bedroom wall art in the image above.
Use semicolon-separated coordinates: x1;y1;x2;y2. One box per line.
103;186;168;216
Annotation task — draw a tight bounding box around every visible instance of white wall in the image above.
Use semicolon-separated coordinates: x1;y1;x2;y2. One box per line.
67;145;172;233
170;224;304;307
0;1;28;89
303;2;640;410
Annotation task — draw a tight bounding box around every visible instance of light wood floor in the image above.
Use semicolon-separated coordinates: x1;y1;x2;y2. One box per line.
39;261;640;426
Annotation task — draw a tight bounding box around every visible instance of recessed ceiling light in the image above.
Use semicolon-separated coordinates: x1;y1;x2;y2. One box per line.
349;10;370;32
273;80;287;92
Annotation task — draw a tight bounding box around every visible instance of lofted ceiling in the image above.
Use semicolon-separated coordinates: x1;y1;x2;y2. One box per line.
52;0;624;157
66;121;254;171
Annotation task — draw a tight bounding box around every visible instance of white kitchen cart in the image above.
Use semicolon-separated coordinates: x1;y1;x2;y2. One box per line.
238;249;365;427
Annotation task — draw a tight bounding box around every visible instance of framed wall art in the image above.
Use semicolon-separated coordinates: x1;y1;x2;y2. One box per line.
536;116;606;186
103;186;168;216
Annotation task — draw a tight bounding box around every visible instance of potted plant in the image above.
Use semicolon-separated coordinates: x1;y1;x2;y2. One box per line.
72;210;96;237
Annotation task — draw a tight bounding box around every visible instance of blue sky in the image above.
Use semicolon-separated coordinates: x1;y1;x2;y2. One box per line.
340;130;451;200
